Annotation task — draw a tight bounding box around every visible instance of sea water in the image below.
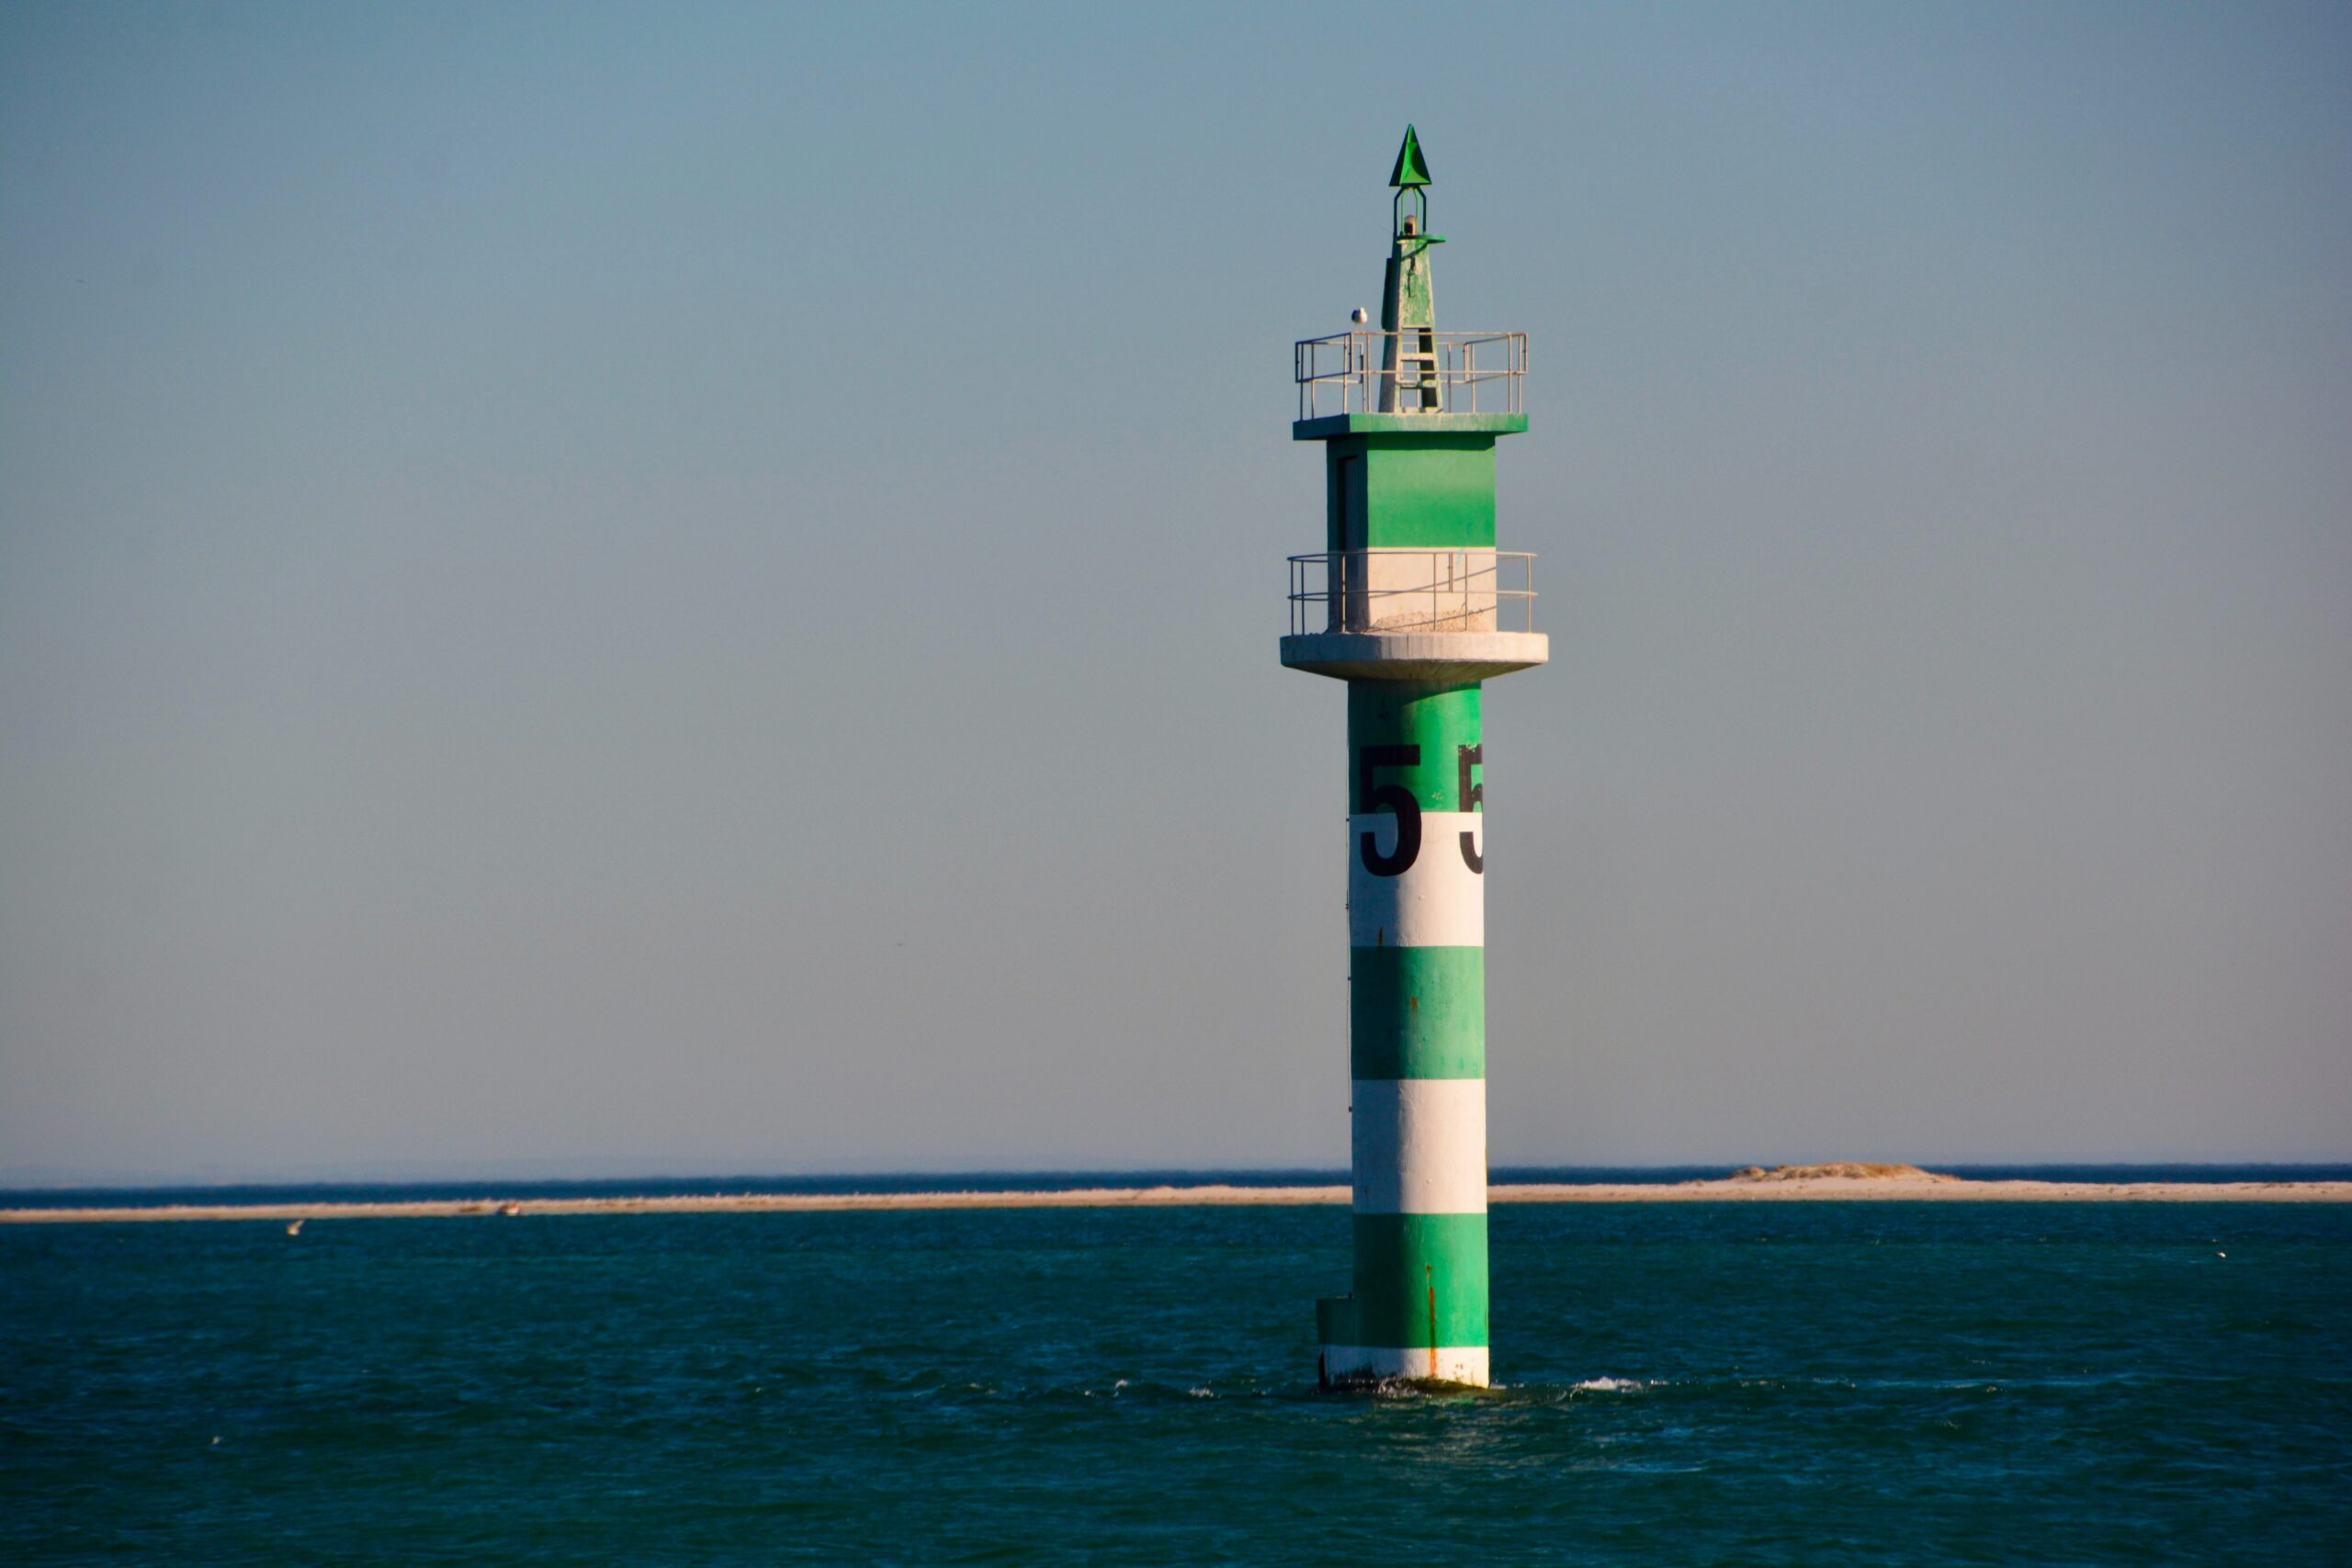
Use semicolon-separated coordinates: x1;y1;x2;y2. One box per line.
3;1189;2346;1563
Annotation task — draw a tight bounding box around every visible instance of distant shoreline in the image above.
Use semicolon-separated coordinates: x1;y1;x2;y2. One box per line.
6;1172;2348;1223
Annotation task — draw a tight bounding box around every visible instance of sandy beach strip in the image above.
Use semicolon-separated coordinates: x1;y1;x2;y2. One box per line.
3;1175;2346;1223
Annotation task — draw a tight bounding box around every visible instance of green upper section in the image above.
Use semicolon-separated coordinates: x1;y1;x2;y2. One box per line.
1325;436;1498;550
1297;129;1520;558
1389;125;1432;189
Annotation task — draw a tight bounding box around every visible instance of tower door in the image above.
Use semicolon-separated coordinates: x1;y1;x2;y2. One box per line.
1340;455;1366;551
1337;455;1367;631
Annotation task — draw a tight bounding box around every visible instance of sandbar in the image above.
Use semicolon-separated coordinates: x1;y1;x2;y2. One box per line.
4;1168;2346;1224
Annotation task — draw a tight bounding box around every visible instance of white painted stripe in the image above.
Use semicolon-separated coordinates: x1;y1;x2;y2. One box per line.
1351;1077;1488;1214
1348;811;1485;948
1322;1342;1491;1386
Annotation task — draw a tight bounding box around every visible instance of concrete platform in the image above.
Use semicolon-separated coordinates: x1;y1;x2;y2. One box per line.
1279;630;1549;682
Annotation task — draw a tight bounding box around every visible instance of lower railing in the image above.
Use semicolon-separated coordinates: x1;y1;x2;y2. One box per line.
1287;550;1536;636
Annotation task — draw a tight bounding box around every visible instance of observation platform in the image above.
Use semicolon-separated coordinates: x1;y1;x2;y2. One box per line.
1279;549;1547;682
1283;326;1543;682
1294;412;1528;441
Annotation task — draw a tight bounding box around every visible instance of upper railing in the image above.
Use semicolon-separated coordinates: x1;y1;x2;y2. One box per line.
1294;330;1528;419
1288;549;1537;637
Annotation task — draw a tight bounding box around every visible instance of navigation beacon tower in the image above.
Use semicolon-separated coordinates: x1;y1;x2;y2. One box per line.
1283;128;1544;1387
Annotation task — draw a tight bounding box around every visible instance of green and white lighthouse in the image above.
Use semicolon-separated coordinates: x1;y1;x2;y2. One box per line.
1284;128;1543;1388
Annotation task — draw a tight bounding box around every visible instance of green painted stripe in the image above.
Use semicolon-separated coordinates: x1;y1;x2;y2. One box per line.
1347;681;1482;813
1349;1212;1489;1349
1351;945;1484;1079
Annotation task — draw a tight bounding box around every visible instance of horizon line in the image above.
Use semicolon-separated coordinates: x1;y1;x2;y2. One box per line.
8;1156;2352;1194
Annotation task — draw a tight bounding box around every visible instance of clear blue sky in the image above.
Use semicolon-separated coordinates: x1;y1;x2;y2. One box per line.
3;2;2347;1182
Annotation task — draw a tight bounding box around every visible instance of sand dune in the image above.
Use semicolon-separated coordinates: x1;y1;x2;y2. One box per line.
1724;1162;1956;1182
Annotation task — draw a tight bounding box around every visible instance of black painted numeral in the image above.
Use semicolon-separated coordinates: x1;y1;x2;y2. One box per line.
1457;744;1484;874
1357;745;1421;876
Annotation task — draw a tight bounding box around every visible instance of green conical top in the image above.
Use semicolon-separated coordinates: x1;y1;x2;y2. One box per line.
1388;125;1431;188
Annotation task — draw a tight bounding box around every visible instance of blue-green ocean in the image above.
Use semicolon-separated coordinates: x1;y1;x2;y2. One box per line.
5;1177;2347;1564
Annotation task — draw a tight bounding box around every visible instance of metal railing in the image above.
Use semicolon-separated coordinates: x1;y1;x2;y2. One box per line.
1294;330;1528;419
1287;550;1537;636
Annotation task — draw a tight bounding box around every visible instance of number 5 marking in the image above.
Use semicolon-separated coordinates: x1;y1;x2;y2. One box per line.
1458;744;1484;874
1358;745;1421;876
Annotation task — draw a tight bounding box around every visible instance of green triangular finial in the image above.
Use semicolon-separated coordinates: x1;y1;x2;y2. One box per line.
1388;125;1431;188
